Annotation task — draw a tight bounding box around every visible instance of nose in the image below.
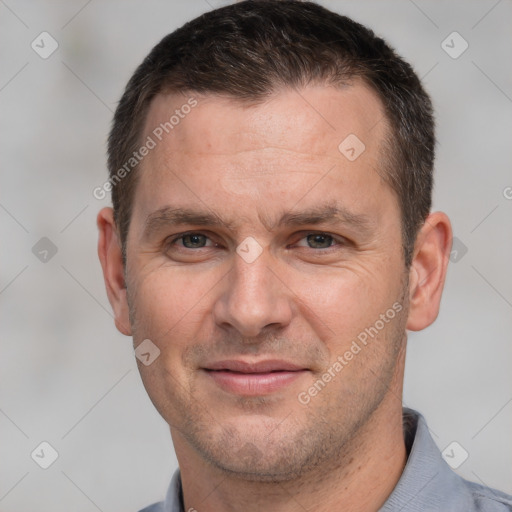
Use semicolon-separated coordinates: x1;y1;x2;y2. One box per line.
212;247;293;339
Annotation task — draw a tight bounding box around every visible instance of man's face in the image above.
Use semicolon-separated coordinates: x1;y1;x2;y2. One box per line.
124;84;409;480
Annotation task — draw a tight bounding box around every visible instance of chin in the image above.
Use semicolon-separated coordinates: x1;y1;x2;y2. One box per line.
188;423;329;483
208;455;309;483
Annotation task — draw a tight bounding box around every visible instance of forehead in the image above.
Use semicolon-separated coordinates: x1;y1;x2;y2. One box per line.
132;83;394;231
144;83;386;159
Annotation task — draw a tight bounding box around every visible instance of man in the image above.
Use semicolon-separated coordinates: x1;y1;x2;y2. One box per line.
97;1;512;510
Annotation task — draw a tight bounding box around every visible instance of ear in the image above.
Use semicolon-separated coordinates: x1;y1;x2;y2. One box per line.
406;211;452;331
97;207;132;336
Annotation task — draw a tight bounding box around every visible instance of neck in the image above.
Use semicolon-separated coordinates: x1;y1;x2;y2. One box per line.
173;393;407;512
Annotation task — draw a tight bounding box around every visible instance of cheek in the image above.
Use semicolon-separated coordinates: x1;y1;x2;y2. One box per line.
304;272;406;394
130;269;218;414
128;266;218;346
292;266;397;347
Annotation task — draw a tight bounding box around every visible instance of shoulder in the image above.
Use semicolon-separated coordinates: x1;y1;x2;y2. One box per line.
137;468;183;512
138;502;165;512
381;409;512;512
464;480;512;511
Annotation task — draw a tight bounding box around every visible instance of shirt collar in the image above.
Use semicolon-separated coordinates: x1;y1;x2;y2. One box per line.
379;408;472;511
163;468;184;512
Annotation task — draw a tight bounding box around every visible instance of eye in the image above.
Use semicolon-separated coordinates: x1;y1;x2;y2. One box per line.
295;233;339;249
181;233;208;248
168;232;215;249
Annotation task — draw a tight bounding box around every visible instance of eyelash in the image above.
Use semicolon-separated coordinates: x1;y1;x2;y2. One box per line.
165;231;346;252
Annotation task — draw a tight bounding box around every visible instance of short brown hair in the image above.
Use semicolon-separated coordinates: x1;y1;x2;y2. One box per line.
108;0;434;267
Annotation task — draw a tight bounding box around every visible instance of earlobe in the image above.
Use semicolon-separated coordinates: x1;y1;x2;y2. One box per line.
406;212;452;332
97;207;132;336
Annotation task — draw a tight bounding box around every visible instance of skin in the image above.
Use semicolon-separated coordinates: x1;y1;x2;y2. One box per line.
98;83;452;512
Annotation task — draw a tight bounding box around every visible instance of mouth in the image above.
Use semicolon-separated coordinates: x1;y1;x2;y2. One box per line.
201;359;309;396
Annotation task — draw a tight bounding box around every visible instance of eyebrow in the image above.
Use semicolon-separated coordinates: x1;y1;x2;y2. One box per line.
142;202;373;240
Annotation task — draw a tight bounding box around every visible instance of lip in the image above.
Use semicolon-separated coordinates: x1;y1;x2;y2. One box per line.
202;359;309;396
204;359;306;373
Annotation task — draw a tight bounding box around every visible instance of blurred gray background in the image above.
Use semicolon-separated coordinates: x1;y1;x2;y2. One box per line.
1;1;511;510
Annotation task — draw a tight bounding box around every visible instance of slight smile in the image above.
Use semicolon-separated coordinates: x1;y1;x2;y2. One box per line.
202;360;310;396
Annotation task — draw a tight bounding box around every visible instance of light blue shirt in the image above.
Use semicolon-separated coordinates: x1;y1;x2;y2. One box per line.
140;409;512;511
